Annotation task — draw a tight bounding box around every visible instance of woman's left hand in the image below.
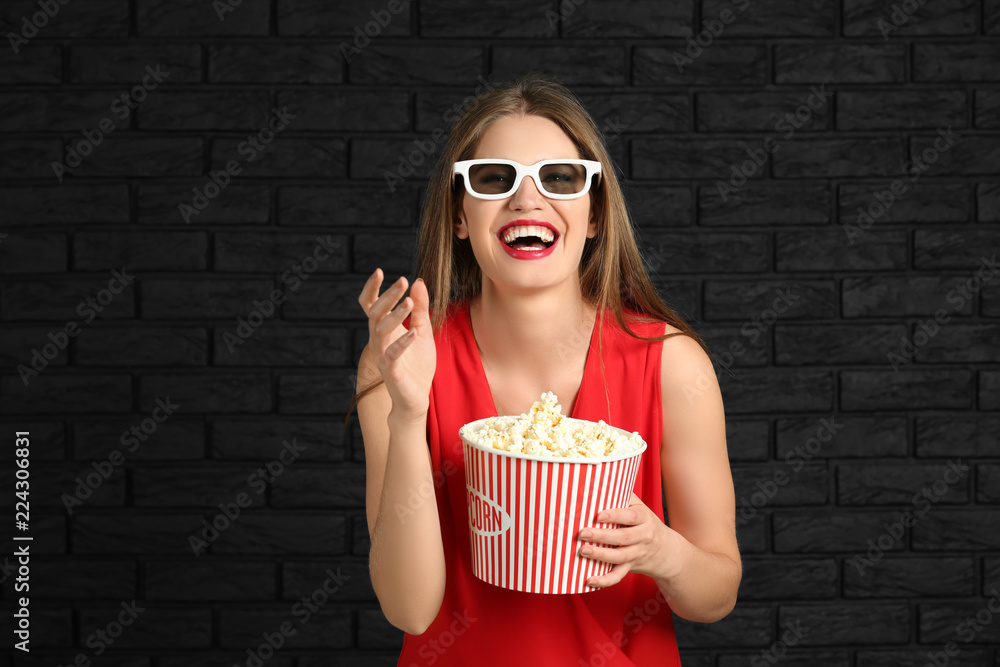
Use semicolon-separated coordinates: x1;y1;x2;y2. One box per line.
577;492;678;589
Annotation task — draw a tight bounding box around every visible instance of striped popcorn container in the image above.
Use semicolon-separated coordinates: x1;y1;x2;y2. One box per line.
459;417;646;595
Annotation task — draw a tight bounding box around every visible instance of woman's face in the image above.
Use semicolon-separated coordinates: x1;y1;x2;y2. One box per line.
454;114;598;294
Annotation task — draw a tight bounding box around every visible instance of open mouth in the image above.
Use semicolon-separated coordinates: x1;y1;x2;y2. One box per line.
502;235;556;251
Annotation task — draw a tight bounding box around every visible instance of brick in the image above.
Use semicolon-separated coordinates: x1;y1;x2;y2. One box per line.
140;373;272;413
4;463;124;509
581;93;690;133
137;183;269;225
838;90;966;130
80;607;211;649
0;44;60;84
699;183;830;225
352;514;371;556
640;232;768;273
979;464;1000;503
0;92;126;132
842;276;976;318
209;44;343;83
774;137;905;178
73;513;201;553
139;92;272;130
493;47;624;86
719;369;834;413
277;0;411;36
137;0;270;35
0;609;70;648
142;279;275;319
358;609;404;650
841;370;972;410
622;185;692;226
0;374;131;414
211;420;346;461
634;45;767;85
987;557;1000;593
726;420;769;461
278;186;412;227
69;44;202;83
352;46;482;85
214;326;349;366
779;604;909;644
912;324;1000;364
733;462;828;506
212;514;347;554
421;0;554;37
843;0;976;36
838;463;970;505
0;139;62;178
738;558;838;599
776;230;906;271
634;138;771;180
977;90;1000;129
74;418;204;461
920;601;1000;642
353;232;418;274
720;651;850;667
283;561;373;602
857;650;988;667
271;467;365;508
775;323;906;365
774;511;904;552
215;233;347;273
2;275;134;321
65;137;203;178
704;279;835;320
913;511;1000;550
696;324;769;368
777;415;908;459
276;91;409;131
916;417;1000;457
911;135;1000;177
146;560;276;600
914;44;1000;82
211;138;347;178
351;138;444;181
283;278;367;321
776;43;905;83
32;560;136;599
133;466;265;508
0;420;65;460
845;557;975;598
278;371;357;414
984;371;1000;410
838;182;971;224
74;232;208;271
0;233;66;274
697;90;831;132
989;0;1000;33
0;0;128;37
223;608;351;648
672;605;771;647
705;0;834;36
0;185;129;224
564;0;691;37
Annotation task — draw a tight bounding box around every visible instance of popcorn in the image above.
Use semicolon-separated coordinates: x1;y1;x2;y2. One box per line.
460;391;645;459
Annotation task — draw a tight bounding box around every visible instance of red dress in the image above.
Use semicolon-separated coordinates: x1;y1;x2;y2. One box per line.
396;300;681;666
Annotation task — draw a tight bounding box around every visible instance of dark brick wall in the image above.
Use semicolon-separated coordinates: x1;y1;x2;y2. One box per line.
0;0;998;665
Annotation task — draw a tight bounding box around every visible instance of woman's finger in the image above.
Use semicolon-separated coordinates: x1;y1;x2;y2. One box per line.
368;275;409;339
384;327;417;362
376;295;414;337
358;268;383;315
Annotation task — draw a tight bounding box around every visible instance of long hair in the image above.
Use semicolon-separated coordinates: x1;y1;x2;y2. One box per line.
344;71;719;426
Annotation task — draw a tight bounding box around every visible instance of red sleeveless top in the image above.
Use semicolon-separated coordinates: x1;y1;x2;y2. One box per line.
397;300;681;666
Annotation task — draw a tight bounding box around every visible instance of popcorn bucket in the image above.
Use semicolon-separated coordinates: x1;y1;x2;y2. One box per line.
459;417;647;594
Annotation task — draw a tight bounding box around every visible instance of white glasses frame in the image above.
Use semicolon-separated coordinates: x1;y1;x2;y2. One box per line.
452;158;603;200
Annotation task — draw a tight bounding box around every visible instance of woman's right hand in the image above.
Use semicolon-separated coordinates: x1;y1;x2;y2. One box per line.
358;268;436;421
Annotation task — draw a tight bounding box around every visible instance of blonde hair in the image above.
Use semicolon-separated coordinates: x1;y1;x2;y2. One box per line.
345;71;718;425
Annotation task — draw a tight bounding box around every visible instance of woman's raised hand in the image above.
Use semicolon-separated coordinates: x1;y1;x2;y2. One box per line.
358;268;436;421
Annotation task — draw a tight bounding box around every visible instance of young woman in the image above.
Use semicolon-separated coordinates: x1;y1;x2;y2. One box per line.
347;72;739;666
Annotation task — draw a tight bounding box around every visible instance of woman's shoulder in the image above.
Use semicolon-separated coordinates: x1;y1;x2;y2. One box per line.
616;307;682;338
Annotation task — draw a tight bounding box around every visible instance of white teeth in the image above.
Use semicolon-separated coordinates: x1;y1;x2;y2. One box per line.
500;225;556;245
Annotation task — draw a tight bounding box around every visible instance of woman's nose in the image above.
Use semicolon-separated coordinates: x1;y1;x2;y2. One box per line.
509;174;544;210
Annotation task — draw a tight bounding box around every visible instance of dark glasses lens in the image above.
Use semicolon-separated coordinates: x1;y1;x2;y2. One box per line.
466;162;589;195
